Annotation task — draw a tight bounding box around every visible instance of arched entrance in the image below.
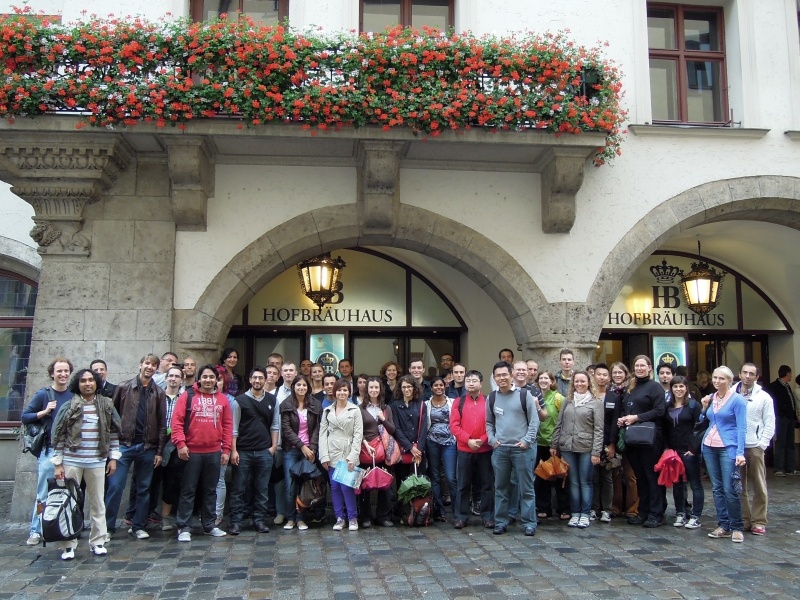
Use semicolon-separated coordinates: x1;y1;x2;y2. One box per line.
587;175;800;377
174;203;548;364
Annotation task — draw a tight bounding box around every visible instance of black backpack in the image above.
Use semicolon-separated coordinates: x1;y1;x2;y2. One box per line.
41;477;84;545
22;387;55;458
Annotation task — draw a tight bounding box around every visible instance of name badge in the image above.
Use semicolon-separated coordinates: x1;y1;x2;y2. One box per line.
605;402;616;409
494;406;504;416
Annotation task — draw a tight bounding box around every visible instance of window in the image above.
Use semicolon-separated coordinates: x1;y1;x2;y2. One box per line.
647;4;727;124
360;0;453;32
191;1;289;25
0;271;36;425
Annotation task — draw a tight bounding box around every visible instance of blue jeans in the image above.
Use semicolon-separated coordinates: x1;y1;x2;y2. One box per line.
673;452;704;518
702;446;743;531
29;447;55;535
283;448;305;521
562;451;594;516
230;449;274;524
427;441;457;516
491;445;536;528
105;443;156;532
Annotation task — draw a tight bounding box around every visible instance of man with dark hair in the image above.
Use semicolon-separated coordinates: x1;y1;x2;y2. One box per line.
767;365;797;476
735;363;774;535
657;362;674;401
152;351;179;390
172;364;232;541
228;367;280;535
21;356;75;546
446;363;466;399
408;358;432;400
91;359;117;398
450;370;494;529
555;348;574;396
338;358;354;389
498;349;514;363
486;362;539;537
181;357;197;390
104;354;168;539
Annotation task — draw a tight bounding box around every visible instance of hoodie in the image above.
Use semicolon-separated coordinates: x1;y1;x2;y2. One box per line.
171;383;233;454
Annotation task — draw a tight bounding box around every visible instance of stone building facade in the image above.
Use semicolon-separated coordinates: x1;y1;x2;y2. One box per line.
2;0;800;521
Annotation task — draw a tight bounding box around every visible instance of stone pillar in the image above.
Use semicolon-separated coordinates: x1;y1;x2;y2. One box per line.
0;132;182;523
357;140;406;236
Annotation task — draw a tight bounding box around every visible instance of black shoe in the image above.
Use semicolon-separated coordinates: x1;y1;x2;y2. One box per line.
253;522;269;533
228;523;241;535
508;517;517;526
642;518;661;528
524;526;536;537
483;520;495;529
627;515;645;525
493;525;507;535
379;520;394;528
443;495;452;506
453;520;466;529
361;520;372;529
435;515;447;523
470;501;481;516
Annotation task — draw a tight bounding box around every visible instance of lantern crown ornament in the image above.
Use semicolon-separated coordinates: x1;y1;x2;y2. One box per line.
297;253;346;309
679;241;726;316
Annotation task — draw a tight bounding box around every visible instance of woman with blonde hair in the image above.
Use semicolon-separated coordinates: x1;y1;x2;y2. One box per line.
701;366;747;543
551;371;604;528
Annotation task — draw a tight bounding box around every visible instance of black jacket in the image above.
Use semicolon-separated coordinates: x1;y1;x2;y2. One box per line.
767;379;796;420
623;377;666;437
389;398;429;454
663;399;702;454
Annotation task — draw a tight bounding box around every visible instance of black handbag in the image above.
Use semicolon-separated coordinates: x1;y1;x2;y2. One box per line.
22;421;48;458
624;421;656;447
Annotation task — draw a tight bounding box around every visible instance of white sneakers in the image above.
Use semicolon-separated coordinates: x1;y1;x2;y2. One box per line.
61;548;75;561
348;521;359;531
283;520;296;530
90;545;108;556
297;521;309;531
577;516;590;528
599;511;612;523
567;516;580;527
205;527;226;537
684;516;701;529
26;533;41;546
332;518;345;531
673;515;687;527
178;531;192;542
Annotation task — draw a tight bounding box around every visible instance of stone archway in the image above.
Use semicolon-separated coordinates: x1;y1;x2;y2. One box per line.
585;175;800;337
173;203;550;360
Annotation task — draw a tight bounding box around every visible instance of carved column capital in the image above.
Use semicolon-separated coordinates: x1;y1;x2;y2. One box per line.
0;134;133;255
164;136;216;232
535;147;593;234
357;140;406;235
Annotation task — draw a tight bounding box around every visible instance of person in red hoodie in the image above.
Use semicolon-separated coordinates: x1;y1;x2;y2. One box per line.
449;369;493;529
171;364;233;542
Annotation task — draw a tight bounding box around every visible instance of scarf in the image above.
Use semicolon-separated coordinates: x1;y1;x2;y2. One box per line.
573;391;593;407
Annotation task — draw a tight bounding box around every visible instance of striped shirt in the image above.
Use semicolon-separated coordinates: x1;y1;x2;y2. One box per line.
55;401;120;469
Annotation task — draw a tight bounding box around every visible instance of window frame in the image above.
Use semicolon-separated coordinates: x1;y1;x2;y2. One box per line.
647;3;729;125
0;269;37;427
359;0;455;32
190;0;289;23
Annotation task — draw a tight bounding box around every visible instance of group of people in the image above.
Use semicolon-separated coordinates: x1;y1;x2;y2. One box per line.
21;346;795;560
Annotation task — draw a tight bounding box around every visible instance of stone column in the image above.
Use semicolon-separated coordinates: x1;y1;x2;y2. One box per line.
0;131;182;523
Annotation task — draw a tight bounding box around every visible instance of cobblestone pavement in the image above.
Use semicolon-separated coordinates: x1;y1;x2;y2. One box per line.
1;476;798;600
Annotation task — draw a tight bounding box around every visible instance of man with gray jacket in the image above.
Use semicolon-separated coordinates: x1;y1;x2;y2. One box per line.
735;363;775;535
486;361;539;537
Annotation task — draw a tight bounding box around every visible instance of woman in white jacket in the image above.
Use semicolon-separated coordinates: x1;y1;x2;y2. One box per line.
320;379;364;531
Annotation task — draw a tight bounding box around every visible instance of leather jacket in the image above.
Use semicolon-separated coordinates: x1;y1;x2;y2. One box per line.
113;376;168;456
51;395;122;458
